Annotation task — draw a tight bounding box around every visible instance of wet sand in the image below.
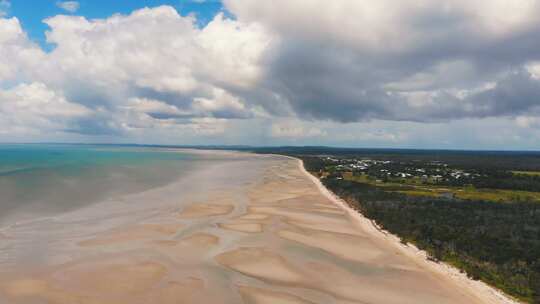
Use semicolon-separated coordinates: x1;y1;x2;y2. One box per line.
0;152;518;303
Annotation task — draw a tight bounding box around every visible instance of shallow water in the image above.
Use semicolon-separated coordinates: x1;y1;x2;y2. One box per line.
0;146;265;272
0;150;508;304
0;144;204;225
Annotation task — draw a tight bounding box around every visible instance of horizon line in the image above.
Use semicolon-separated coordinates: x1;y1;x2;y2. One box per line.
1;142;539;153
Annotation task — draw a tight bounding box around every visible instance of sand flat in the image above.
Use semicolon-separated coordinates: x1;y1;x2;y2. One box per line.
177;203;234;218
146;278;204;304
78;223;184;247
216;247;307;284
237;213;270;220
60;260;167;295
219;222;263;233
1;279;99;304
238;286;315;304
285;218;364;235
178;232;219;247
277;228;382;263
0;152;517;304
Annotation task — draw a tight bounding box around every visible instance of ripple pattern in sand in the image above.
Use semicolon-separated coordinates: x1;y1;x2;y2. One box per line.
0;154;507;304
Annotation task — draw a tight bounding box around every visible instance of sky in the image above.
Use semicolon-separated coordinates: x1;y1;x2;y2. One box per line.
1;0;540;149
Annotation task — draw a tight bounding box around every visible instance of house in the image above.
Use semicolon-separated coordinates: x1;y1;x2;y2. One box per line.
439;192;455;200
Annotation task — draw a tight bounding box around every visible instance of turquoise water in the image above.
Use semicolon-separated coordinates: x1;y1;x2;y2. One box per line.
0;144;198;224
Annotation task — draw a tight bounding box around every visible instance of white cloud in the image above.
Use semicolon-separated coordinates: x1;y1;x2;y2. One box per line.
526;61;540;79
56;1;79;13
126;98;187;117
515;116;540;128
0;6;272;137
192;88;253;118
271;120;327;139
196;13;274;88
0;82;92;135
222;0;540;124
40;7;271;95
116;99;229;136
0;17;45;83
1;3;540;148
225;0;540;51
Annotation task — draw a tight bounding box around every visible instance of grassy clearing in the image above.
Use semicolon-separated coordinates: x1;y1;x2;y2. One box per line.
343;172;540;203
454;188;540;202
512;171;540;176
395;190;441;197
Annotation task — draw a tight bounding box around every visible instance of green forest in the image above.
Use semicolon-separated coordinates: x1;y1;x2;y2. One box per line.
299;154;540;303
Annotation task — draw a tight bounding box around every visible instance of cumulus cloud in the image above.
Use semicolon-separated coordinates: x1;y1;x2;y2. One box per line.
2;2;540;146
224;0;540;123
0;82;92;135
0;6;271;138
0;17;45;83
39;6;271;96
56;1;79;13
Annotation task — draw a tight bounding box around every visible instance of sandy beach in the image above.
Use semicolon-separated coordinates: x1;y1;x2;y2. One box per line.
0;152;519;304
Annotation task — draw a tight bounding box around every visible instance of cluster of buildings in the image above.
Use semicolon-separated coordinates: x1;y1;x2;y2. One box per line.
322;156;480;183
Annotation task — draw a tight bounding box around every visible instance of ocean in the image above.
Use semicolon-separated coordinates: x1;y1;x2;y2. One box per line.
0;144;211;225
0;144;264;270
0;144;265;274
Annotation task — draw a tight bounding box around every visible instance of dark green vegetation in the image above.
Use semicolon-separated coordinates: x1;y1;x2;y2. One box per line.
324;178;540;303
291;150;540;303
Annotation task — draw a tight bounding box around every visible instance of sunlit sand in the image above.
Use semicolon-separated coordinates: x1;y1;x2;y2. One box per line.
78;223;184;247
237;285;315;304
0;152;517;304
219;222;264;233
277;228;381;262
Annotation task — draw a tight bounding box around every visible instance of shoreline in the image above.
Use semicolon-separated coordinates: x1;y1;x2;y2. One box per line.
0;151;526;303
293;156;521;304
0;149;248;233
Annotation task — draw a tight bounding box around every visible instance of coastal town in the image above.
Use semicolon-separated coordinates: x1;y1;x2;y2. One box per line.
298;153;540;204
319;156;482;184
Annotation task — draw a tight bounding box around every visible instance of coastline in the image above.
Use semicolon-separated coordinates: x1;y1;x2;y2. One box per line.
294;156;521;304
0;151;525;303
0;149;250;232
